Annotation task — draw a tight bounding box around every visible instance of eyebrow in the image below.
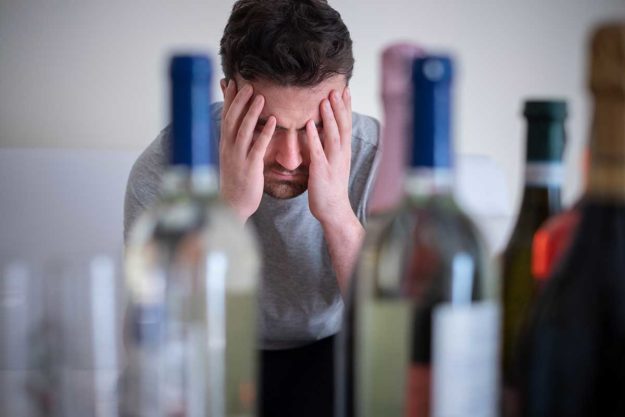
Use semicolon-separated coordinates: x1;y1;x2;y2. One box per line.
257;117;323;132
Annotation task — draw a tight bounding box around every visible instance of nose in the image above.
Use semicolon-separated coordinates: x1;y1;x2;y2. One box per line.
275;131;304;171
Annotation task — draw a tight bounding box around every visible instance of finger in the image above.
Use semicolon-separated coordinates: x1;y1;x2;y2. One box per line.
320;98;341;157
306;119;327;166
222;79;237;117
236;94;265;153
330;89;351;145
342;86;353;153
248;115;276;161
223;84;254;141
343;86;352;125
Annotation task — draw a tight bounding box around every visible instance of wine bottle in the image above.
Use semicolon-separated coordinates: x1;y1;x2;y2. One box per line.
121;55;260;417
343;55;500;417
531;149;588;284
519;23;625;417
335;42;422;417
501;100;567;412
531;202;581;283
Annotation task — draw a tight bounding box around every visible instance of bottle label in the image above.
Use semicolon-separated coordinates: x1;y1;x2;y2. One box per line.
431;301;500;417
525;162;563;187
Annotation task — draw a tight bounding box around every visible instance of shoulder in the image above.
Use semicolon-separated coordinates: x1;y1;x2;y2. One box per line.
350;111;380;170
132;101;223;180
127;126;170;203
132;126;170;177
351;111;380;149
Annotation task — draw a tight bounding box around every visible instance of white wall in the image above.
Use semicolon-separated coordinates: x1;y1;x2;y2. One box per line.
1;0;624;249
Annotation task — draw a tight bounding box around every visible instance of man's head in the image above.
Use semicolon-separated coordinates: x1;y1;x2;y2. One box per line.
220;0;354;87
219;0;354;199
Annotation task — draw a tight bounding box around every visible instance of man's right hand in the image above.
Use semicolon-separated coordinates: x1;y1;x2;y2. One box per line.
219;80;276;222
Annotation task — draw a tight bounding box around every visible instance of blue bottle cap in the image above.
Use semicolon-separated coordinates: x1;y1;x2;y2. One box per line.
169;55;214;167
410;56;454;169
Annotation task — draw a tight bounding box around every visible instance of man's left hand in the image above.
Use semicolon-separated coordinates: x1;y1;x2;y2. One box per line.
306;87;353;227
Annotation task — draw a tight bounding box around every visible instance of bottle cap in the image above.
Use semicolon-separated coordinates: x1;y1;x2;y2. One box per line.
410;55;454;169
523;100;568;164
381;43;423;99
590;24;625;97
169;55;213;168
523;100;568;120
587;23;625;200
170;55;212;83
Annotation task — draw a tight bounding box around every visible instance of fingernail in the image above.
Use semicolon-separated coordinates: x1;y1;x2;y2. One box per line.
324;100;331;111
332;90;340;101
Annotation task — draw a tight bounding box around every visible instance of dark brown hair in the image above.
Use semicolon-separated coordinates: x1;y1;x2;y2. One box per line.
219;0;354;86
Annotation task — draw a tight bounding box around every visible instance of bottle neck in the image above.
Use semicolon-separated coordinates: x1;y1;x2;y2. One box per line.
587;97;625;201
161;165;219;198
524;161;564;188
405;167;454;197
370;96;410;212
518;185;562;217
383;97;411;153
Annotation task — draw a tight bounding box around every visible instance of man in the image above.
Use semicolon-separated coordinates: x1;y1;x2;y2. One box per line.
124;1;379;415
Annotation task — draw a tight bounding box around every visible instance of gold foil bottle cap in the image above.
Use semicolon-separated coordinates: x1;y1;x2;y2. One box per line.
587;22;625;200
590;23;625;97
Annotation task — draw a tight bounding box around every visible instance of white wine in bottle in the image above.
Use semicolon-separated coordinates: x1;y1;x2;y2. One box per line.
121;55;260;417
343;55;500;417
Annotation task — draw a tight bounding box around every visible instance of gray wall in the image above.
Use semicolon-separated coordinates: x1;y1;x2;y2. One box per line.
1;0;624;251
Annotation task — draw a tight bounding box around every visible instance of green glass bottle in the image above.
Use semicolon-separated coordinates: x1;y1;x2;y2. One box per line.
501;100;567;413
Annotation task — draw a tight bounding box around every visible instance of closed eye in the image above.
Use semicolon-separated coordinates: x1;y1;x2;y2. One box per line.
256;117;323;133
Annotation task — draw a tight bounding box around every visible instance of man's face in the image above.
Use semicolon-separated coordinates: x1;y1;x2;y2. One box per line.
230;75;348;199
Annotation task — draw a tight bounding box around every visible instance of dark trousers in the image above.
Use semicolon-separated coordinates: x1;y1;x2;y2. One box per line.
260;335;335;417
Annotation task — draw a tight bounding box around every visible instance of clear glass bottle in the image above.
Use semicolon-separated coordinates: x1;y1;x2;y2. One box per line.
121;55;260;417
343;55;500;417
519;23;625;417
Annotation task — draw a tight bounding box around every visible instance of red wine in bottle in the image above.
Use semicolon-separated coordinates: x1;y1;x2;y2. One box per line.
519;23;625;417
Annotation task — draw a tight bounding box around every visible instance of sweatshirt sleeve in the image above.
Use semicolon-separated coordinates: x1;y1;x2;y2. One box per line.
349;113;381;226
123;127;170;241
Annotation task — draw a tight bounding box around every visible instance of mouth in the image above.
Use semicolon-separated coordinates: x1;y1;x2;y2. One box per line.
270;169;300;179
267;167;307;181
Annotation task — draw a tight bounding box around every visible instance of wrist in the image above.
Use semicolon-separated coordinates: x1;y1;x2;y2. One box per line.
220;190;252;223
318;202;360;231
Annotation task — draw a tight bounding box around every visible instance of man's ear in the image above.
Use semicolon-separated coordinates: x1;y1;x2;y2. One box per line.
220;78;227;98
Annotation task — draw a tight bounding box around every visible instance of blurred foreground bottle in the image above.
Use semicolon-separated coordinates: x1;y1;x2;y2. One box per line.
344;55;500;417
501;100;566;414
519;23;625;417
336;42;422;417
122;55;260;417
